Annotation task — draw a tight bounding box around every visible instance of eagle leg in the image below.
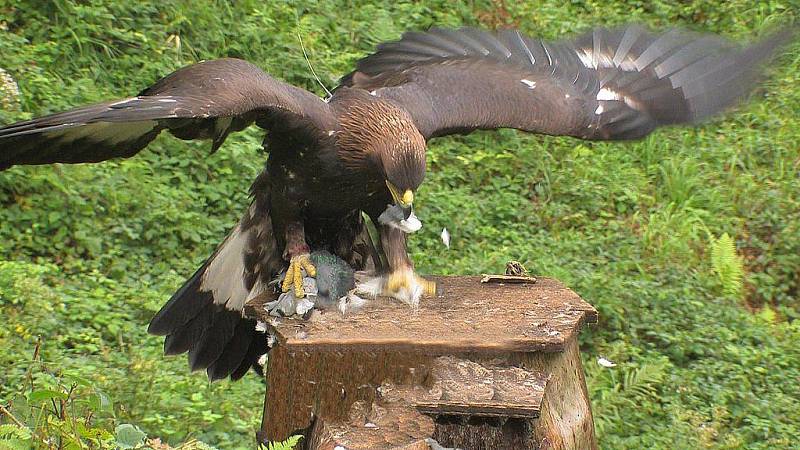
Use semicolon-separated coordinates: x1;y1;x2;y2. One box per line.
281;221;317;298
379;225;436;305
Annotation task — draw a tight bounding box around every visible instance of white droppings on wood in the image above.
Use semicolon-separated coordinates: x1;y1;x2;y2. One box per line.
520;79;537;89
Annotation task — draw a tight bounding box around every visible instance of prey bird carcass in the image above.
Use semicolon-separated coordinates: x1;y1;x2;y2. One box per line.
0;24;795;380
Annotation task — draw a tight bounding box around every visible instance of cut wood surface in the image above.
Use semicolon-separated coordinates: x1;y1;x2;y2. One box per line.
249;276;598;449
246;276;597;353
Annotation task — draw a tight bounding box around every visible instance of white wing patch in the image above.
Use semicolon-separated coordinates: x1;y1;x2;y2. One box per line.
43;121;156;145
520;79;537;89
200;224;249;310
200;220;268;313
576;48;637;71
596;87;622;101
576;48;614;69
595;87;645;113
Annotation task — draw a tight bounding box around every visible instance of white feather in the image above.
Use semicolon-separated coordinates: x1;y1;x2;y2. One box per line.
355;277;384;297
200;222;268;312
597;357;617;368
441;228;450;248
200;225;248;307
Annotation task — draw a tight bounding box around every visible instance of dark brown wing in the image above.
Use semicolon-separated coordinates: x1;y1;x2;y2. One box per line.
0;58;335;169
339;25;795;140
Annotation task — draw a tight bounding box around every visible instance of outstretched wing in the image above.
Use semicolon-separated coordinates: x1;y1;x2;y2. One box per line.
0;58;335;169
340;25;795;140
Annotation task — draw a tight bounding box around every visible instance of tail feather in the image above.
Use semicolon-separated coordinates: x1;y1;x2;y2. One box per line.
162;302;215;356
230;334;270;381
188;309;240;371
207;320;258;381
147;264;211;336
148;196;280;380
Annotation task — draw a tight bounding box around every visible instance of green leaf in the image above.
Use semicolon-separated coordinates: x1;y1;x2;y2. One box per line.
28;389;68;403
114;424;146;449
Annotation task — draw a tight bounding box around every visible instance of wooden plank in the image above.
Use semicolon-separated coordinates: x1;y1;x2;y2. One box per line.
310;401;435;450
247;276;597;354
384;356;549;419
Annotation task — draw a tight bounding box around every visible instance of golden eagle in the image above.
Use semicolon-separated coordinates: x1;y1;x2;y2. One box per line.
0;24;794;380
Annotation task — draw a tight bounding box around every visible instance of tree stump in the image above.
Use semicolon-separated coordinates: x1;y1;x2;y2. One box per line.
245;276;598;450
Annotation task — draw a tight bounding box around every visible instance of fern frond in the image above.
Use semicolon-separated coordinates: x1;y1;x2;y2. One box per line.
621;359;668;399
0;424;32;450
710;233;745;297
260;435;303;450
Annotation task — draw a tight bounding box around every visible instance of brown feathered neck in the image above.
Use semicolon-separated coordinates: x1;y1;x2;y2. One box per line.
333;89;426;190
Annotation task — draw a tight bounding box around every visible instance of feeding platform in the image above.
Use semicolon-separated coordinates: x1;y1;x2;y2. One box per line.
246;276;598;450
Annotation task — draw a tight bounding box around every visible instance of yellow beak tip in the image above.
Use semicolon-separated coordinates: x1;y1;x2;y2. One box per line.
401;190;414;206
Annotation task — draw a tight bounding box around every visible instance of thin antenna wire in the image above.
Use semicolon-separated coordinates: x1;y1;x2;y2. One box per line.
297;33;332;99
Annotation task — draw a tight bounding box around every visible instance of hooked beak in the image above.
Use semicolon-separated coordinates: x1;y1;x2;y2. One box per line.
381;181;421;233
386;181;414;217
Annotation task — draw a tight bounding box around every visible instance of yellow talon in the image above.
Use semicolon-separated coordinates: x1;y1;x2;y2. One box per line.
281;254;317;298
386;268;436;297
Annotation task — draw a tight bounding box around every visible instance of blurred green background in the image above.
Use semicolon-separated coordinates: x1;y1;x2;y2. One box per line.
0;0;798;448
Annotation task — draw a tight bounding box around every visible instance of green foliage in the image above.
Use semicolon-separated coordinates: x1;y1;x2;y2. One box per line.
116;424;147;449
0;1;799;449
0;424;33;450
710;233;745;297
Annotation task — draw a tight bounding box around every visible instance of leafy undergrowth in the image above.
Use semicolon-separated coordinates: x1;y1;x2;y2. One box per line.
1;1;799;449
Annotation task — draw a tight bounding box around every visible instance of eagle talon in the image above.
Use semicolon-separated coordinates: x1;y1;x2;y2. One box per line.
384;268;436;306
281;253;317;298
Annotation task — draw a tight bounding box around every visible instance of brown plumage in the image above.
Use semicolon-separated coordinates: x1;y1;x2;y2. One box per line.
0;24;795;380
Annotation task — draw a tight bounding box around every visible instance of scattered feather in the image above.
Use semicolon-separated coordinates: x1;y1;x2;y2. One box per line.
355;276;384;297
295;298;315;315
338;291;369;315
597;357;617;368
